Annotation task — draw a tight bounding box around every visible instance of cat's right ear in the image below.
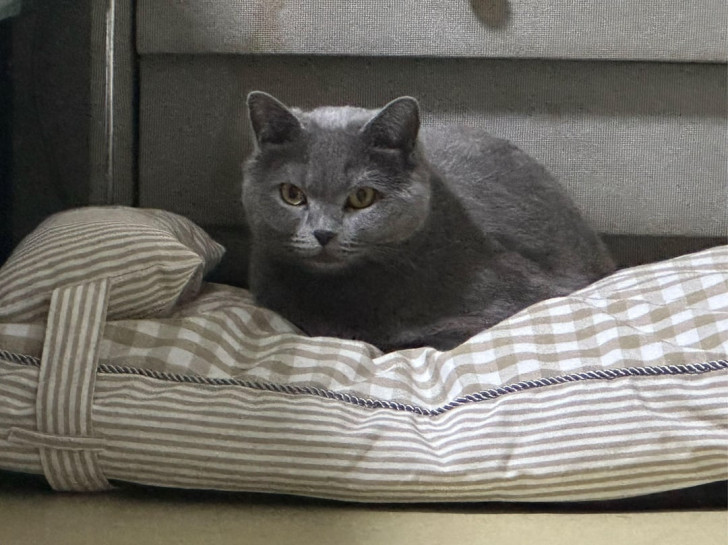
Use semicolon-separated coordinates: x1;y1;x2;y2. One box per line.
362;96;420;153
247;91;302;147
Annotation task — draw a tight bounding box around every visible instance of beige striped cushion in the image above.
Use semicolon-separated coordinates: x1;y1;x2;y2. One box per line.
0;207;225;322
0;245;726;501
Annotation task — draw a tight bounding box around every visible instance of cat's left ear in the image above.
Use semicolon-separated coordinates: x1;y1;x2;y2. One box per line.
247;91;302;147
362;97;420;153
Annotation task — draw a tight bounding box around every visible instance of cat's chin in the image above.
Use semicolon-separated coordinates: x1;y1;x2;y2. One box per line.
298;251;353;274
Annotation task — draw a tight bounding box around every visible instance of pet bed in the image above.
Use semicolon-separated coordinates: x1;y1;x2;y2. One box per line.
0;207;725;500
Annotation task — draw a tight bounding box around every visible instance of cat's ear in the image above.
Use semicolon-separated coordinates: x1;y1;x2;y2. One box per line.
362;97;420;152
247;91;302;147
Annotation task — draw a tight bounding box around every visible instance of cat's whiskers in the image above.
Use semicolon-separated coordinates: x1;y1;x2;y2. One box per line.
337;241;361;256
286;238;320;258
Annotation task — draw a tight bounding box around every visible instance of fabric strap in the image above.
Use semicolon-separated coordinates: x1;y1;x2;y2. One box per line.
9;279;113;491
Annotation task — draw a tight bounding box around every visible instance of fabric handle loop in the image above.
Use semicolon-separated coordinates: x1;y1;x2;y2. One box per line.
18;279;114;491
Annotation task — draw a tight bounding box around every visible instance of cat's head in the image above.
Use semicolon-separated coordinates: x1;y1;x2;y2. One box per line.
242;92;431;273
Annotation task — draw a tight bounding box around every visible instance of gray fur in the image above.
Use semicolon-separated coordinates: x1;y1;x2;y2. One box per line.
242;92;615;351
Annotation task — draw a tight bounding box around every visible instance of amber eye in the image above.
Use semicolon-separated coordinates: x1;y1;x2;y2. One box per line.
280;183;307;206
347;187;378;210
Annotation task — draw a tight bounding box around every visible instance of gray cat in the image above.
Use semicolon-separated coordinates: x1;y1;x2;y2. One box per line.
242;92;615;352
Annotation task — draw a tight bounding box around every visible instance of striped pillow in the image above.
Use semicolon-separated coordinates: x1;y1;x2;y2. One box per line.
0;207;225;322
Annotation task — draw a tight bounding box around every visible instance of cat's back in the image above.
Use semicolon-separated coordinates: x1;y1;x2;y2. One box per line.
419;125;568;230
419;124;557;200
419;124;508;169
418;123;615;280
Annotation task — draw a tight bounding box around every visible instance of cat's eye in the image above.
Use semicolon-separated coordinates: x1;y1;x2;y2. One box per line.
347;187;378;210
280;183;307;206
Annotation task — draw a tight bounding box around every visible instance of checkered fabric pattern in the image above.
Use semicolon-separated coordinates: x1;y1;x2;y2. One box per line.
6;244;718;410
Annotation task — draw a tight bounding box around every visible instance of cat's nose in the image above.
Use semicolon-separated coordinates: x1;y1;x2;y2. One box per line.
313;230;337;246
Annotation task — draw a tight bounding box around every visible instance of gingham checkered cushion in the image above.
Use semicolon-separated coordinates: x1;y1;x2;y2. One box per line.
2;246;727;404
122;245;728;404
